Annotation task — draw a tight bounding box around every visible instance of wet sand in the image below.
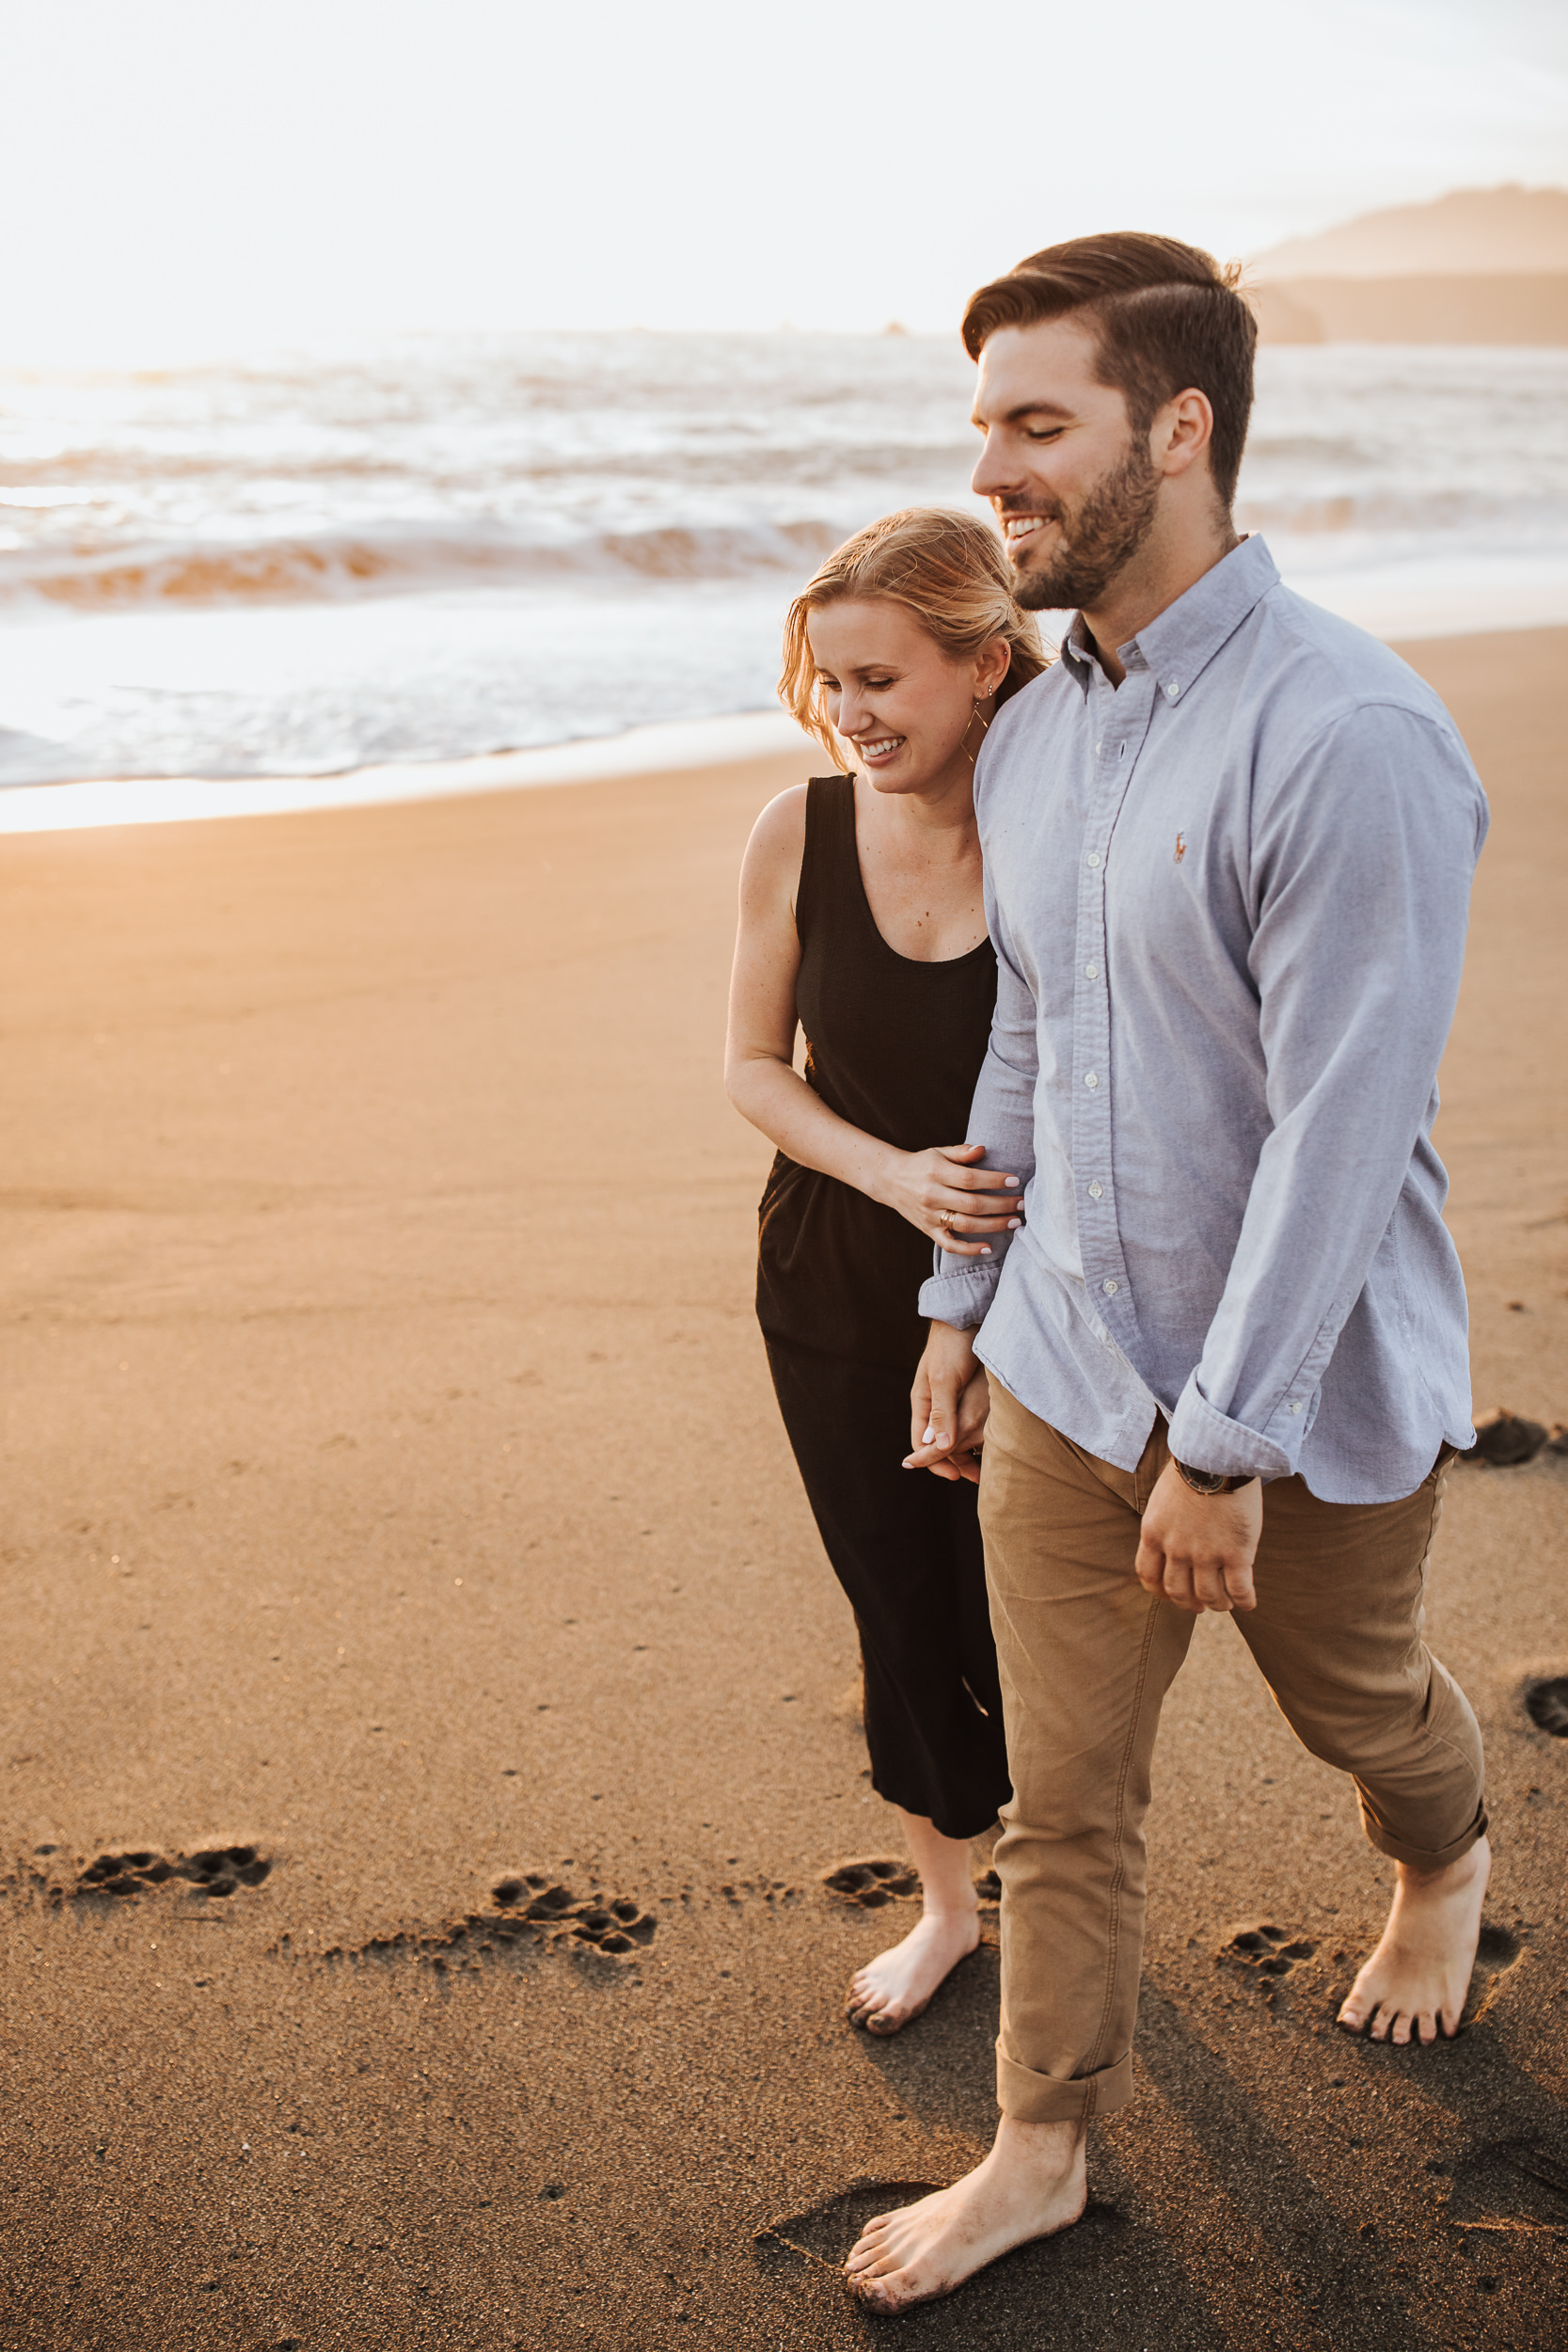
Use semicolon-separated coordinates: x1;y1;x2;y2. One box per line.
1;628;1564;2350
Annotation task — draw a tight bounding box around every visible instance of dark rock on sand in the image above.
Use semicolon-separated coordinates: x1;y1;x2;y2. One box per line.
1460;1407;1549;1466
1523;1676;1568;1737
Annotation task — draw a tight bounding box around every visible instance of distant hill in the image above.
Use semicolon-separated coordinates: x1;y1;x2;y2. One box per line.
1246;186;1568;344
1250;185;1568;278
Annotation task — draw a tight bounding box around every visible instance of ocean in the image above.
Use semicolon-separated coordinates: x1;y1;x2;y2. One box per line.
3;332;1567;794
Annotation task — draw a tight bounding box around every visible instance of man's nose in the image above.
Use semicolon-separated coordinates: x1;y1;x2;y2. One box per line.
971;434;1015;501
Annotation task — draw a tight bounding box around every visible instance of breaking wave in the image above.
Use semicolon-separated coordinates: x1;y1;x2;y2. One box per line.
0;516;845;612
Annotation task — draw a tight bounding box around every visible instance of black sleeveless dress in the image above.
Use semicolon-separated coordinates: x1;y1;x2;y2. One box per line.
756;776;1011;1840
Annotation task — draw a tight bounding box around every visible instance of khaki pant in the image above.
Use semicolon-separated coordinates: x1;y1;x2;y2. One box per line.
978;1383;1487;2125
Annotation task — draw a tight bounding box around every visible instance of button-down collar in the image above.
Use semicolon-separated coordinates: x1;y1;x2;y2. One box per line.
1058;534;1278;705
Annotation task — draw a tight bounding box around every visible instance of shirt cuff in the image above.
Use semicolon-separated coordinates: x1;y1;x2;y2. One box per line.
917;1261;1000;1331
1167;1375;1294;1484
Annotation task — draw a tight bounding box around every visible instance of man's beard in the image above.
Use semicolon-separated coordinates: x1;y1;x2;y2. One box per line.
1008;437;1162;612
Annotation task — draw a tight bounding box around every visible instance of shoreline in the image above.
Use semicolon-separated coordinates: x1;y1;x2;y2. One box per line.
6;570;1568;835
0;708;816;835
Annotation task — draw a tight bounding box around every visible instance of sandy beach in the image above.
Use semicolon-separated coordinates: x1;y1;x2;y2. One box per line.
1;627;1564;2350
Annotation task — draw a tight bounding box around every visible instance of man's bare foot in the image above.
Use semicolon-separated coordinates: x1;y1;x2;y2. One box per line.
846;1909;980;2035
1338;1835;1491;2045
845;2116;1085;2312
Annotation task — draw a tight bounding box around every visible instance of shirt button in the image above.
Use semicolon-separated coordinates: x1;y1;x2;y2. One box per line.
1289;1399;1304;1415
1085;850;1102;869
1084;1072;1100;1089
1102;1279;1118;1295
1085;962;1098;978
1087;1181;1103;1200
1166;681;1180;699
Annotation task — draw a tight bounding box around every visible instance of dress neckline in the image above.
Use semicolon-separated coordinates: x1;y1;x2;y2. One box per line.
835;774;992;973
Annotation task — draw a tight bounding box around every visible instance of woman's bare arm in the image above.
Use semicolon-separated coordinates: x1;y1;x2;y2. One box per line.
722;788;1021;1256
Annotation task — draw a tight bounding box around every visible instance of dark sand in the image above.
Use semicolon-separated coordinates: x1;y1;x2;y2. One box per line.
2;629;1564;2350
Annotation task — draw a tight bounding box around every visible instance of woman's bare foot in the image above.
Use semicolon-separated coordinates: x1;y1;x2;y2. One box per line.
845;2116;1085;2312
846;1908;980;2034
1338;1835;1491;2045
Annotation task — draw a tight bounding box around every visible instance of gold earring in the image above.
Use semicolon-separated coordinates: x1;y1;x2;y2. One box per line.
962;698;991;764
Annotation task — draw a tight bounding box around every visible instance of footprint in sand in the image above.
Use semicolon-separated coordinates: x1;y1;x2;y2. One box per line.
822;1858;920;1908
1217;1919;1318;2000
309;1873;658;1973
822;1857;1000;1911
1442;2129;1568;2232
72;1846;273;1904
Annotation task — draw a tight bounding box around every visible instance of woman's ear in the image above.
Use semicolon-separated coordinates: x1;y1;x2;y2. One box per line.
974;636;1012;702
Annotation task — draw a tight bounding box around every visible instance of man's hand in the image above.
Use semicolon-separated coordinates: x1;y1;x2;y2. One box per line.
906;1323;985;1481
1135;1461;1262;1613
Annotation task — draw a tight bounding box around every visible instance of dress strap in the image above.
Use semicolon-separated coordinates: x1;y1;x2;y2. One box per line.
797;773;855;946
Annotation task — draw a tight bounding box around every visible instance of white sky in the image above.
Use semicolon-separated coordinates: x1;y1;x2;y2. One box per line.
2;0;1565;358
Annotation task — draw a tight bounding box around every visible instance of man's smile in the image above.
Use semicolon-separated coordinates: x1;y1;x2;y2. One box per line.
1002;516;1051;546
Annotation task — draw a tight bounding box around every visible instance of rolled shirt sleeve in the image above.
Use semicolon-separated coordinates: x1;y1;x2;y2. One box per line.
1166;703;1488;1481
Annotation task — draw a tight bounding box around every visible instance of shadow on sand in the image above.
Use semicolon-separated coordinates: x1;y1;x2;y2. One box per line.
752;1937;1568;2346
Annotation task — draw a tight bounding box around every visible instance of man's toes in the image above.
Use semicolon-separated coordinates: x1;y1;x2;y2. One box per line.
848;2259;917;2312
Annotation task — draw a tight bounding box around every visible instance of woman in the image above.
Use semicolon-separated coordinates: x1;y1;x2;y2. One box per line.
724;508;1048;2034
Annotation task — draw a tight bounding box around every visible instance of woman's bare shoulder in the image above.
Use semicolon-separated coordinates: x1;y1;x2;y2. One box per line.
741;780;813;888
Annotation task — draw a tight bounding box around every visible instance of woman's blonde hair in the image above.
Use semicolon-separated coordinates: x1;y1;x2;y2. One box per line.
780;506;1050;765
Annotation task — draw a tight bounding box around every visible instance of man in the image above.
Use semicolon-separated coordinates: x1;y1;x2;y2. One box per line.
845;233;1490;2312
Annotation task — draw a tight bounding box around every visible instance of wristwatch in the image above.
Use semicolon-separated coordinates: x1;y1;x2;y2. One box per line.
1171;1458;1258;1496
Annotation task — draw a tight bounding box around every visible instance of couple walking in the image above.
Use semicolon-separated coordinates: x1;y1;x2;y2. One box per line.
724;231;1491;2313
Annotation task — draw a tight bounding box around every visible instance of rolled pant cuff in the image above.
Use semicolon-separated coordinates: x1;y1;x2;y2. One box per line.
1361;1802;1488;1872
997;2045;1133;2125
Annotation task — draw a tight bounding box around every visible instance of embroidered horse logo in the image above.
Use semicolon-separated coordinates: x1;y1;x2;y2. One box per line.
1173;832;1186;864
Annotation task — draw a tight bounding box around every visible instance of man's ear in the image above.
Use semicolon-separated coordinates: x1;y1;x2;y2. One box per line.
1156;388;1215;480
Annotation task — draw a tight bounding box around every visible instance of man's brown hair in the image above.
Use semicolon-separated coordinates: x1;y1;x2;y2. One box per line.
961;233;1257;509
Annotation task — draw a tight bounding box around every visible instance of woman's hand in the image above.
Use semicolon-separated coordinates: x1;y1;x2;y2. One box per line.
906;1327;990;1482
878;1140;1022;1256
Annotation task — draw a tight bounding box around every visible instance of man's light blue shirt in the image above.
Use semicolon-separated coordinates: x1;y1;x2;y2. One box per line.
919;534;1487;1504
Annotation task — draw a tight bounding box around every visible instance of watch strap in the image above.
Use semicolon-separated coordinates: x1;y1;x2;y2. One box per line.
1172;1457;1258;1496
